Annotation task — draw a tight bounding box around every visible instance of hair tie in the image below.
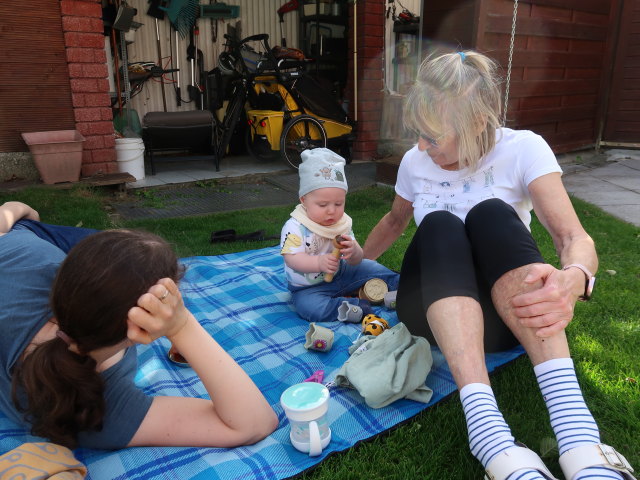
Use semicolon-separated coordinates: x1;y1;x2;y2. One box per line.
56;329;74;346
458;51;466;62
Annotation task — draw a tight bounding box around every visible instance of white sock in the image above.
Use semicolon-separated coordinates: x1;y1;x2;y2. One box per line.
460;383;545;480
535;358;623;480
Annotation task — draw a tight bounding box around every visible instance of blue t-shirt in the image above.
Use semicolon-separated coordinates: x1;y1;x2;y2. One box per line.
0;228;153;449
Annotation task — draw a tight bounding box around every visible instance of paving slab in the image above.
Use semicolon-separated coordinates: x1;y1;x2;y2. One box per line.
562;151;640;227
113;161;378;220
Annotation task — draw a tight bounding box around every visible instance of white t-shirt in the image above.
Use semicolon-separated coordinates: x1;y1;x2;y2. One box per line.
280;217;355;287
395;128;562;230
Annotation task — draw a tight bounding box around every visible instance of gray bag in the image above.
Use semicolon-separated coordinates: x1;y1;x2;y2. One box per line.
334;323;433;408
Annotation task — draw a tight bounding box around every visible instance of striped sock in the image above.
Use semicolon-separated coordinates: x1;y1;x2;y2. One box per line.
460;383;545;480
535;358;623;480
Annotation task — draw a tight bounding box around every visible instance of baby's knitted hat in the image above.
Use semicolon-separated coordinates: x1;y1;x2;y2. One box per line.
298;148;348;197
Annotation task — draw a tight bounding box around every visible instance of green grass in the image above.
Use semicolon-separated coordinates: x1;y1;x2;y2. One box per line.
1;186;638;479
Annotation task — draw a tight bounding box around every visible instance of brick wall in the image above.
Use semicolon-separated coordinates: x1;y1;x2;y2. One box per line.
347;0;385;161
60;0;117;176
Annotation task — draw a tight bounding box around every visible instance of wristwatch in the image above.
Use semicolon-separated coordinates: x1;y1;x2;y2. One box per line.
562;263;596;301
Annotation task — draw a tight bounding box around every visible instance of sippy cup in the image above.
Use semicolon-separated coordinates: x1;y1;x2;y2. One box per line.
280;382;331;456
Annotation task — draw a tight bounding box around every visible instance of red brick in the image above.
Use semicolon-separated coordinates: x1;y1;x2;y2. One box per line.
70;78;99;93
90;148;117;163
74;107;103;122
361;23;383;35
71;93;85;107
361;66;383;79
60;1;102;18
362;55;383;70
357;78;383;92
357;119;381;133
358;99;381;112
62;16;103;33
364;1;383;15
103;135;116;148
68;63;83;78
66;47;95;63
100;107;113;121
353;139;378;151
62;17;82;32
76;121;114;136
97;79;111;91
64;32;104;49
82;63;108;78
362;35;383;48
87;93;111;107
360;46;383;59
94;49;107;63
82;135;104;150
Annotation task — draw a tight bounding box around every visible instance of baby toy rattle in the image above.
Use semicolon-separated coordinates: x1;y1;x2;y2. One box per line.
324;234;345;282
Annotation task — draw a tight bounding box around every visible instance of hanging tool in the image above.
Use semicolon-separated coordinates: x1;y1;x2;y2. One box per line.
147;0;168;111
160;0;200;38
175;28;182;106
186;25;200;105
210;0;218;43
155;19;167;111
277;0;298;47
194;22;205;109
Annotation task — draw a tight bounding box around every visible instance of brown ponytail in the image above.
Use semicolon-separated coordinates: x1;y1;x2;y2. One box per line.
11;229;182;448
12;338;105;448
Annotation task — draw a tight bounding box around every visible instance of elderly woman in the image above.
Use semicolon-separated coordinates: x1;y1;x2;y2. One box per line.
363;52;634;480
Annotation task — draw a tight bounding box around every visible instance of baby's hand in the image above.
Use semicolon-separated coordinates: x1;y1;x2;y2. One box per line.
126;278;189;344
318;253;339;274
339;235;362;261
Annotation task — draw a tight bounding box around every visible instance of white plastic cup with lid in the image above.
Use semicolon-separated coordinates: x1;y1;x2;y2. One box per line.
280;382;331;456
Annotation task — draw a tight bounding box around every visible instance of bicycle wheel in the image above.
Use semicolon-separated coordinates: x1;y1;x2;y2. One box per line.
216;84;246;160
245;128;279;161
279;115;327;169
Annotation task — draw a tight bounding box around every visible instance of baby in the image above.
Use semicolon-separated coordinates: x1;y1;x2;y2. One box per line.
280;148;399;323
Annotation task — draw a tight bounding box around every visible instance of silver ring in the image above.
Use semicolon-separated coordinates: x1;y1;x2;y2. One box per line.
160;288;169;301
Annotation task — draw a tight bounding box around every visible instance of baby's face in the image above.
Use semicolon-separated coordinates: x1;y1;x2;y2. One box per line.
301;188;346;226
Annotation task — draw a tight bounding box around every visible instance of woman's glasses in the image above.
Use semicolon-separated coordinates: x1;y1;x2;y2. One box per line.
416;131;446;147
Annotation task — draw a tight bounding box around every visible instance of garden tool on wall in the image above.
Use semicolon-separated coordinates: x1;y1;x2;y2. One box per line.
277;0;298;47
147;1;171;110
155;19;167;111
175;28;182;106
186;24;204;109
160;0;199;38
196;24;207;110
200;1;241;43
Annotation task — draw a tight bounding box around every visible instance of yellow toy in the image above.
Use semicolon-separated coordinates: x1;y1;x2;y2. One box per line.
362;314;389;336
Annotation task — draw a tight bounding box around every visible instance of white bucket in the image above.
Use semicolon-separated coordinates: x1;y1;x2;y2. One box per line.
115;138;145;181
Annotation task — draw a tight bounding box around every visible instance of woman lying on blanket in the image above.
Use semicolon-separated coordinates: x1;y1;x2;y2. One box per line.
0;201;278;450
362;52;635;479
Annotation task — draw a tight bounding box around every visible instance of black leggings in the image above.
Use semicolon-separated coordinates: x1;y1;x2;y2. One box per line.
396;198;544;353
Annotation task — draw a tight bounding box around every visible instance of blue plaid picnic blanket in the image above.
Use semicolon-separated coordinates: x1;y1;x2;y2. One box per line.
0;246;525;479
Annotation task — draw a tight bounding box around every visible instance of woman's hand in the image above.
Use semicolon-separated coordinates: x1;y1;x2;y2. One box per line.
339;235;364;264
511;263;581;337
126;278;190;344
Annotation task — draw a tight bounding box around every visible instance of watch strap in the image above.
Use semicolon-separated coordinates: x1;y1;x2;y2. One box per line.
562;263;595;300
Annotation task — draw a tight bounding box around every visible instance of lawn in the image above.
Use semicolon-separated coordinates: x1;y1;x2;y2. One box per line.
1;185;638;479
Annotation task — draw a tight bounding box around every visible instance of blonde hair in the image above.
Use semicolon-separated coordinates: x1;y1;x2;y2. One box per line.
404;50;502;170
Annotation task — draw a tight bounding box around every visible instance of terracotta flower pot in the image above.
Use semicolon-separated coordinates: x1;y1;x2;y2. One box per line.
21;130;85;184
